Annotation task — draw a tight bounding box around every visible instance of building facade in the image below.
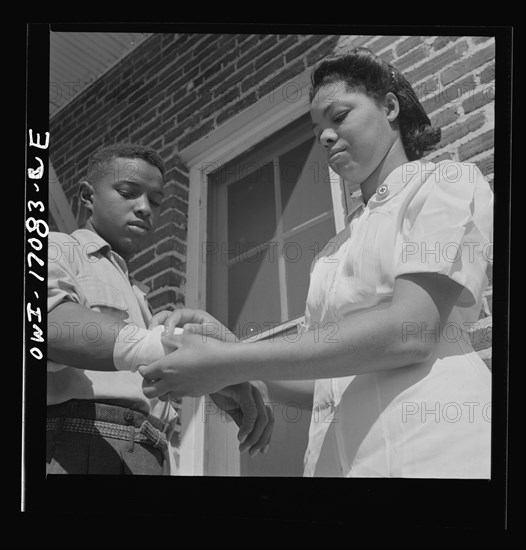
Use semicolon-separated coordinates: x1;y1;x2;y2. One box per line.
49;32;495;476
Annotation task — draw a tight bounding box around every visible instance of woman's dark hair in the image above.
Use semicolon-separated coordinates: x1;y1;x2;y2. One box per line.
309;47;441;161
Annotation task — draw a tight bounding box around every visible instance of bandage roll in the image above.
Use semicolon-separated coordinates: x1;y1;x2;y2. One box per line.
113;324;182;372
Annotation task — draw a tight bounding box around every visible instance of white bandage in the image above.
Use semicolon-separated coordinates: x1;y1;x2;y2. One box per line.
112;324;182;372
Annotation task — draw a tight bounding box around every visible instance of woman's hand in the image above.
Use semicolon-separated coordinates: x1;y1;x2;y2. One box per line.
150;307;238;343
139;327;236;398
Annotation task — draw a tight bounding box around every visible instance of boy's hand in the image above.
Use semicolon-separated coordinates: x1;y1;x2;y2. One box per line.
209;381;274;456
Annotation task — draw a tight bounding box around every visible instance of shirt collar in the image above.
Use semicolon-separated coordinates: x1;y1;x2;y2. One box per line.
73;219;128;273
72;219;111;256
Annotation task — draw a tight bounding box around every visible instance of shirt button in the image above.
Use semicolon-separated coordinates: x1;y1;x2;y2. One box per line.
377;184;389;197
124;409;134;423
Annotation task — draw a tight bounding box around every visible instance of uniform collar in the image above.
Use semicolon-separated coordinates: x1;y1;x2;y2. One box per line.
366;160;427;208
344;190;365;225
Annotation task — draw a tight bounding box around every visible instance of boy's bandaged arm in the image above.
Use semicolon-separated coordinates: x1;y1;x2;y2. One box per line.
48;301;175;372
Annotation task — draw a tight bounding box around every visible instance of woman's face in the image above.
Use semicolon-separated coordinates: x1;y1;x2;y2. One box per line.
310;81;398;186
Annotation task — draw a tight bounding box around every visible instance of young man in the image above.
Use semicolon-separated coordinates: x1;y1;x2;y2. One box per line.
47;143;273;475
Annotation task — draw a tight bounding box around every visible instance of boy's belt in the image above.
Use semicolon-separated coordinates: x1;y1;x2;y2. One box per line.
46;399;168;450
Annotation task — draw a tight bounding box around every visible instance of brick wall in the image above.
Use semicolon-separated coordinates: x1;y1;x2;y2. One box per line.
50;33;494;367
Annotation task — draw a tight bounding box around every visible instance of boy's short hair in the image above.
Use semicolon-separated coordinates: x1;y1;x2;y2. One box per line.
85;143;166;185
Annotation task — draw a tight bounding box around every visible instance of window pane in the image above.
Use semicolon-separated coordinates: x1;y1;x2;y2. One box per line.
228;245;281;339
279;138;333;232
284;216;336;319
227;161;275;258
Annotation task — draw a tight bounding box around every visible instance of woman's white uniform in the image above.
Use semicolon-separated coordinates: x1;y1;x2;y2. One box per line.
303;160;493;478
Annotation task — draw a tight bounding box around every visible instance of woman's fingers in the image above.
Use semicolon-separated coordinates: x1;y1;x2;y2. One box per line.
140;372;168;399
164;308;210;335
160;331;184;349
148;310;172;329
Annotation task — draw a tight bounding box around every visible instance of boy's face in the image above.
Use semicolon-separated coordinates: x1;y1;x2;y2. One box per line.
89;156;164;258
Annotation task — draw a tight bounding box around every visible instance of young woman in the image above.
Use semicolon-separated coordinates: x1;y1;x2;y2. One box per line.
142;48;493;478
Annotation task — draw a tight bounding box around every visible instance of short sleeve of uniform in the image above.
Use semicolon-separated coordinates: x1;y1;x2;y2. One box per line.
48;232;81;312
394;162;493;307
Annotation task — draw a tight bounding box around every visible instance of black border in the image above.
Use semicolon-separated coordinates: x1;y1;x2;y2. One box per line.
20;22;518;545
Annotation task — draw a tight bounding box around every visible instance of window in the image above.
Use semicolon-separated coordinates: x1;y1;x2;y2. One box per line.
206;114;336;339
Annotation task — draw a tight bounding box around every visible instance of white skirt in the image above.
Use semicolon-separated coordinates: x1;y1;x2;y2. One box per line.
304;337;492;478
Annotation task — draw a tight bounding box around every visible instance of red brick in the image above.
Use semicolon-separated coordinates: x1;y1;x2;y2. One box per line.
428;151;454;163
241;57;284;93
479;62;495;84
197;60;224;87
200;88;240;122
430;106;459;128
176;94;210;123
163;115;199;143
134;254;186;282
406;41;469;84
148;289;183;311
381;50;394;64
440;43;495;86
306;36;339;66
440;112;486;146
257;60;305;99
128;248;156;272
192;38;222;68
178;119;215;150
367;35;402;53
486;263;493;286
216;92;258;125
485;293;493;314
414;77;439;103
211;63;254;99
254;36;298;71
153;270;184;291
469;324;492;352
462;86;495;114
422;75;476;115
130;117;163;143
458;130;494;161
164;168;189;187
163;182;189;203
473;36;494;45
166;66;199;97
395;44;429;71
476;154;494;179
171;90;198;116
156;236;187;257
285;35;322;63
396;35;425;57
156;218;187;240
160;195;188;215
432;36;459;51
236;35;278;71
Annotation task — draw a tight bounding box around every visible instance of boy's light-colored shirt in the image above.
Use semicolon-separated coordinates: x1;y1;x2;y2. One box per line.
47;223;179;473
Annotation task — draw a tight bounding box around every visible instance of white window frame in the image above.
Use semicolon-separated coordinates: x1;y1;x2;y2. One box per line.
178;68;348;476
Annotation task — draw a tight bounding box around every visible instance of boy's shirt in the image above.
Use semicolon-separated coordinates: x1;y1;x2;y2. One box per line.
47;222;179;473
